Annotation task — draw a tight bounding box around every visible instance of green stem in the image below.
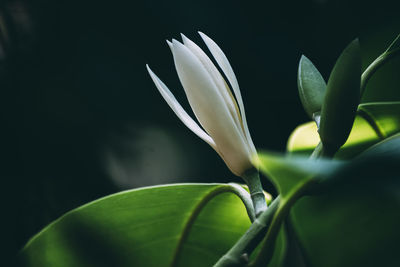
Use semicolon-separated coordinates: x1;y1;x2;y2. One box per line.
249;142;331;266
242;169;267;217
310;142;335;158
360;46;400;98
249;180;316;267
215;118;339;267
213;197;280;267
356;109;385;140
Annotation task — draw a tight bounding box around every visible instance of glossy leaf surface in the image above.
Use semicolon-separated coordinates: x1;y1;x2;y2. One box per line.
20;184;253;267
255;151;342;197
257;135;400;266
290;134;400;267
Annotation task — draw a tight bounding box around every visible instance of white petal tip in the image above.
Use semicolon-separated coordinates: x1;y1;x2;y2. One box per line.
198;31;207;39
171;38;179;43
146;66;157;79
171;39;185;50
166;40;173;49
180;33;188;42
199;32;215;45
181;34;196;47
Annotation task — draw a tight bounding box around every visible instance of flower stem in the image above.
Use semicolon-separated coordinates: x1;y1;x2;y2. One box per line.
249;143;332;266
310;142;336;159
170;184;256;267
360;39;400;98
242;169;267;217
213;197;280;267
248;180;315;267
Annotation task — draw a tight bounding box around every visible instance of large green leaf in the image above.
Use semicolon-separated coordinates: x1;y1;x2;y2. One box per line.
252;151;344;266
20;183;255;267
290;134;400;267
287;101;400;158
256;136;400;266
255;151;342;197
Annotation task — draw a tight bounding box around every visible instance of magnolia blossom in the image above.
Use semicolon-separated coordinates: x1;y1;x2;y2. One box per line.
146;32;257;176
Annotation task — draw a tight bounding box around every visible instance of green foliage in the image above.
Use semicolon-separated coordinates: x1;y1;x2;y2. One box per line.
290;134;400;267
254;134;400;266
297;55;326;120
19;32;400;267
288;101;400;158
360;31;400;102
255;151;342;198
319;39;362;154
255;131;400;266
20;184;253;267
358;101;400;137
287;116;378;158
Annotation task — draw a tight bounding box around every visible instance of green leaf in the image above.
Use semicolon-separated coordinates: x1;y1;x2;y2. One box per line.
290;134;400;267
254;151;342;198
287;116;379;159
255;135;400;266
257;134;400;197
287;101;400;158
297;55;327;119
358;101;400;138
20;183;255;267
251;152;344;266
319;39;361;154
360;132;400;159
266;226;288;267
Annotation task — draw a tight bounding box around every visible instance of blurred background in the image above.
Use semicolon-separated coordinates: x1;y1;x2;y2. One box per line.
0;0;399;264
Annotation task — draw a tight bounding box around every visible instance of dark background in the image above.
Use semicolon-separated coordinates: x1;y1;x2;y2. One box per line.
0;0;399;264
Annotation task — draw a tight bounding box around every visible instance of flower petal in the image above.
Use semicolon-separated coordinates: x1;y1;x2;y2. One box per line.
166;40;173;49
180;34;243;134
146;64;216;148
199;32;256;155
170;39;252;175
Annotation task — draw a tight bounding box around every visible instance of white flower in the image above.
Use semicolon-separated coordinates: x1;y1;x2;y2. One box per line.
146;32;257;176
